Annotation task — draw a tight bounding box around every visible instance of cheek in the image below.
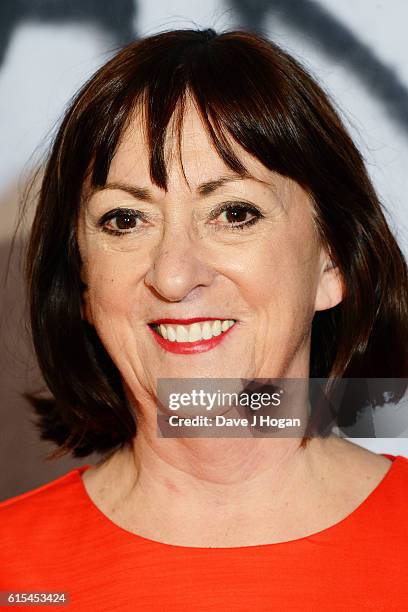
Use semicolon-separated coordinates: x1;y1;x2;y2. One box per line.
233;233;319;318
84;251;143;323
85;259;143;374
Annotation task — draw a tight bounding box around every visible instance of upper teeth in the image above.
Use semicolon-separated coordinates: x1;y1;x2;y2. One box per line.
153;319;235;343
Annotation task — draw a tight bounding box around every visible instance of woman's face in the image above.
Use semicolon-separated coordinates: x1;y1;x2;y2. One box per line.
78;100;342;401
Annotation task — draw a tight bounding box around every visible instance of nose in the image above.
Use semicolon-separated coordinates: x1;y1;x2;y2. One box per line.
144;227;216;302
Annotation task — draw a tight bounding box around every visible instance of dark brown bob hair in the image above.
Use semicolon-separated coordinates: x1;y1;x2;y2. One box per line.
25;28;408;458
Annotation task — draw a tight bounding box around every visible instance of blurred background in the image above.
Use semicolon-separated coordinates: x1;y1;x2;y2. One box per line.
1;0;407;501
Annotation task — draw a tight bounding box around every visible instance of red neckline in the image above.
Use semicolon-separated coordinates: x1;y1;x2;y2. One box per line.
73;453;403;551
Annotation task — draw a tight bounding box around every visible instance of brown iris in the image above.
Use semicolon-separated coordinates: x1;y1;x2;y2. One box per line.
115;212;137;230
224;207;248;223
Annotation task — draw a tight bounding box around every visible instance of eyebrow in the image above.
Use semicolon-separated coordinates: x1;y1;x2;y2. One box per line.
95;173;258;201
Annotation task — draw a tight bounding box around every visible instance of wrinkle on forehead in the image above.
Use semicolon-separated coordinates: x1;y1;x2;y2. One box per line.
162;94;242;193
120;92;246;193
102;93;318;238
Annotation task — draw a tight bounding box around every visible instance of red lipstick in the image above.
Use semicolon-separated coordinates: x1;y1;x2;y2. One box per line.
147;319;236;354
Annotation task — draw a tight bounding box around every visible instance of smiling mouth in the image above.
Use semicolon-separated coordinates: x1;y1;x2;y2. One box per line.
149;319;236;343
147;318;237;354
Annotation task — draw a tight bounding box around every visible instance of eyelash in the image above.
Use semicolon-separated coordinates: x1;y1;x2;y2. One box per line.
98;208;148;237
98;202;264;237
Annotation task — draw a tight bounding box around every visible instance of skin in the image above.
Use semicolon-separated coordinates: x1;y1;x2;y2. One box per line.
77;98;391;547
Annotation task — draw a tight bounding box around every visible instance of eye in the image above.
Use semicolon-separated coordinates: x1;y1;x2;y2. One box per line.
98;208;145;236
210;202;264;230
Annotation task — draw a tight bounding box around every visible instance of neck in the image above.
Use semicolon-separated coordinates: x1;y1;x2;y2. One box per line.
109;375;322;507
88;371;342;545
107;417;332;517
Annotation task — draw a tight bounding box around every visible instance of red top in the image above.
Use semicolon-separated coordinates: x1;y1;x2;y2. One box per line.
1;453;408;611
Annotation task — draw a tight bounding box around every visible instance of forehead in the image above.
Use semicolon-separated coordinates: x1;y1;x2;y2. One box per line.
106;97;277;194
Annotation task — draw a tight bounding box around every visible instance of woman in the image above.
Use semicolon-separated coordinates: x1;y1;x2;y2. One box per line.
1;28;408;610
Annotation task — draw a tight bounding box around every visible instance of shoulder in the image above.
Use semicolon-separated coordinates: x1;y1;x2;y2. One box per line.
321;435;396;478
0;466;101;585
332;436;408;502
0;467;89;543
0;467;87;513
318;436;408;510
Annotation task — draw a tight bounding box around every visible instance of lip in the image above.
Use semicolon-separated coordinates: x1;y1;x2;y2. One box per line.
147;320;237;354
149;317;230;325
